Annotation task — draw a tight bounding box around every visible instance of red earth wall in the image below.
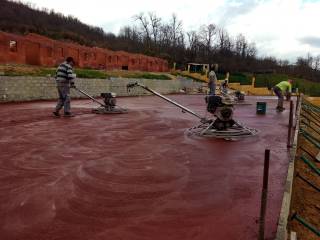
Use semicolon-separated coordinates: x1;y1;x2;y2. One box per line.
0;31;169;72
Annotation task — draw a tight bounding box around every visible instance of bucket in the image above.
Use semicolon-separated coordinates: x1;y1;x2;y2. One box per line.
256;102;267;114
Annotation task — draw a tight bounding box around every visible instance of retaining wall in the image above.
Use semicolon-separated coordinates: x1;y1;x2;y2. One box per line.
0;76;201;102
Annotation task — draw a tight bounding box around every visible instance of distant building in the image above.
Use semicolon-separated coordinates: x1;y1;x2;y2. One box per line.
187;63;209;73
187;63;218;75
0;31;169;72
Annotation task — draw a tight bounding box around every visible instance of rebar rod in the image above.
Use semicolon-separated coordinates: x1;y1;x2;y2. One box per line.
296;172;320;192
291;212;320;237
300;155;320;177
300;130;320;149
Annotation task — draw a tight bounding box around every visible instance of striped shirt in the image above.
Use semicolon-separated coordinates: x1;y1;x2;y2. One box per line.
55;61;75;85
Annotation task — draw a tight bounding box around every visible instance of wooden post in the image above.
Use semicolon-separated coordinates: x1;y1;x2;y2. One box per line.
252;76;256;87
258;149;270;240
225;72;230;82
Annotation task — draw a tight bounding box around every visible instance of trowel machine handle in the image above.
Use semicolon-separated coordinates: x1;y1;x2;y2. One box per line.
73;87;107;107
126;82;208;122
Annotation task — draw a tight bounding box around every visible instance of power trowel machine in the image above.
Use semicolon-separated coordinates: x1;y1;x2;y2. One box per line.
126;82;258;139
74;87;127;114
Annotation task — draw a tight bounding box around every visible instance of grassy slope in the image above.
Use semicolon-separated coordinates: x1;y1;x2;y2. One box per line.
228;73;252;85
0;64;172;80
254;73;320;96
223;72;320;96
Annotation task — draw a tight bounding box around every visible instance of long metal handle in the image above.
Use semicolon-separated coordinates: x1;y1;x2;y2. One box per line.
74;87;106;107
127;82;205;121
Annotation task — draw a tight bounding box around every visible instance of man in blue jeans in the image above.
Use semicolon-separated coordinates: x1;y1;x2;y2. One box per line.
53;57;76;117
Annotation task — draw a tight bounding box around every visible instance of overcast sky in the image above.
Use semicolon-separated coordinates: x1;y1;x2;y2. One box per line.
19;0;320;62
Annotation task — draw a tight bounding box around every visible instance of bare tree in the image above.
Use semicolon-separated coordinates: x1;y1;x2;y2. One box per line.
148;12;161;45
306;52;313;68
169;13;183;47
278;59;289;67
199;24;217;51
159;24;171;49
134;13;151;50
313;55;320;71
296;57;309;67
234;34;248;58
187;31;198;49
247;42;257;58
186;30;200;61
217;28;232;52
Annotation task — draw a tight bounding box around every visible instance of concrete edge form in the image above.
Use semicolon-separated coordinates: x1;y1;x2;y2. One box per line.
275;98;302;240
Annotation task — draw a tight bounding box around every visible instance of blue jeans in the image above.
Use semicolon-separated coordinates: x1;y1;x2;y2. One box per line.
273;86;283;108
209;83;216;95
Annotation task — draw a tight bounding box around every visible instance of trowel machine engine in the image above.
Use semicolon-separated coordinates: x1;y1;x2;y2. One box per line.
221;88;246;103
92;92;127;114
100;92;117;111
234;90;245;101
205;95;235;130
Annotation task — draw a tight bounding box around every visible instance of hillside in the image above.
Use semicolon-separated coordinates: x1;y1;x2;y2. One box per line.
0;0;111;47
1;0;320;84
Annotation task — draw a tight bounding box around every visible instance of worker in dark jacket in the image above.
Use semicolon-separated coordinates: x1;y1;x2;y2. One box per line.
53;57;76;117
273;79;293;112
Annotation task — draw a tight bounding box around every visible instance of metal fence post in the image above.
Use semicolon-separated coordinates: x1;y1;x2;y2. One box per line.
287;100;294;148
258;149;270;240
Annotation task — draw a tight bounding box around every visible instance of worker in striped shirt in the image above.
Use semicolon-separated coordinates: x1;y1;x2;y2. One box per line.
273;79;293;112
53;57;76;117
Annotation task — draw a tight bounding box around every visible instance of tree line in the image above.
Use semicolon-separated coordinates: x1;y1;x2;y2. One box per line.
0;0;319;82
0;0;109;46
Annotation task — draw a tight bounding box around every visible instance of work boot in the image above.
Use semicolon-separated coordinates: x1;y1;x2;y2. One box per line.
276;106;285;112
64;112;75;117
53;111;60;117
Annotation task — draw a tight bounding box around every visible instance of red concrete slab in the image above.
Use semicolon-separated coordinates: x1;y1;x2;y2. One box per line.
0;95;292;240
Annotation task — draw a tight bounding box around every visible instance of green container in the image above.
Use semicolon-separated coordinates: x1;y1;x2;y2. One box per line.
256;102;267;114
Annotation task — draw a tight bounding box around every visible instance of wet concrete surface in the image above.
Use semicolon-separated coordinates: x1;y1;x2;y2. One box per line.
0;95;292;240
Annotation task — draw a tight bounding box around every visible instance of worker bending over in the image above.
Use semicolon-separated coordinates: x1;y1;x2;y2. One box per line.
273;79;293;112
